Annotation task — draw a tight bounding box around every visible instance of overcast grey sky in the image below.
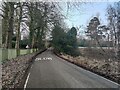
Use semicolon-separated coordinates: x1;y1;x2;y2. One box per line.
63;2;115;27
58;1;116;37
0;1;117;34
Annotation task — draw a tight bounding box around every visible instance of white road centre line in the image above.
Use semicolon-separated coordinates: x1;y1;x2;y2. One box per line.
24;73;30;90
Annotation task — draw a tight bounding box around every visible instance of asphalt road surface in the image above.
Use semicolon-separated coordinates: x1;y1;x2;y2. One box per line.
25;50;120;88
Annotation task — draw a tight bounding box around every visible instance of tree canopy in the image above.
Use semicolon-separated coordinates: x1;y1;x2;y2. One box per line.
52;26;80;57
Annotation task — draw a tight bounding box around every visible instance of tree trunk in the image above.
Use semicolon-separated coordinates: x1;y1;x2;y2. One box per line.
29;3;34;50
15;3;22;56
7;2;14;49
0;19;2;48
2;3;9;48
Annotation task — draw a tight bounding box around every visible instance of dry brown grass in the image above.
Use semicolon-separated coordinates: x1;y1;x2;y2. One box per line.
59;48;120;84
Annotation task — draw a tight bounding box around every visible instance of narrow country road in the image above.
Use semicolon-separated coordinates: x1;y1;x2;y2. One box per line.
25;50;120;88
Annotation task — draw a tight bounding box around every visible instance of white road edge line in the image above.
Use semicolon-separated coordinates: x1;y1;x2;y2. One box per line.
56;55;120;87
24;73;30;90
85;68;120;86
74;62;120;87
